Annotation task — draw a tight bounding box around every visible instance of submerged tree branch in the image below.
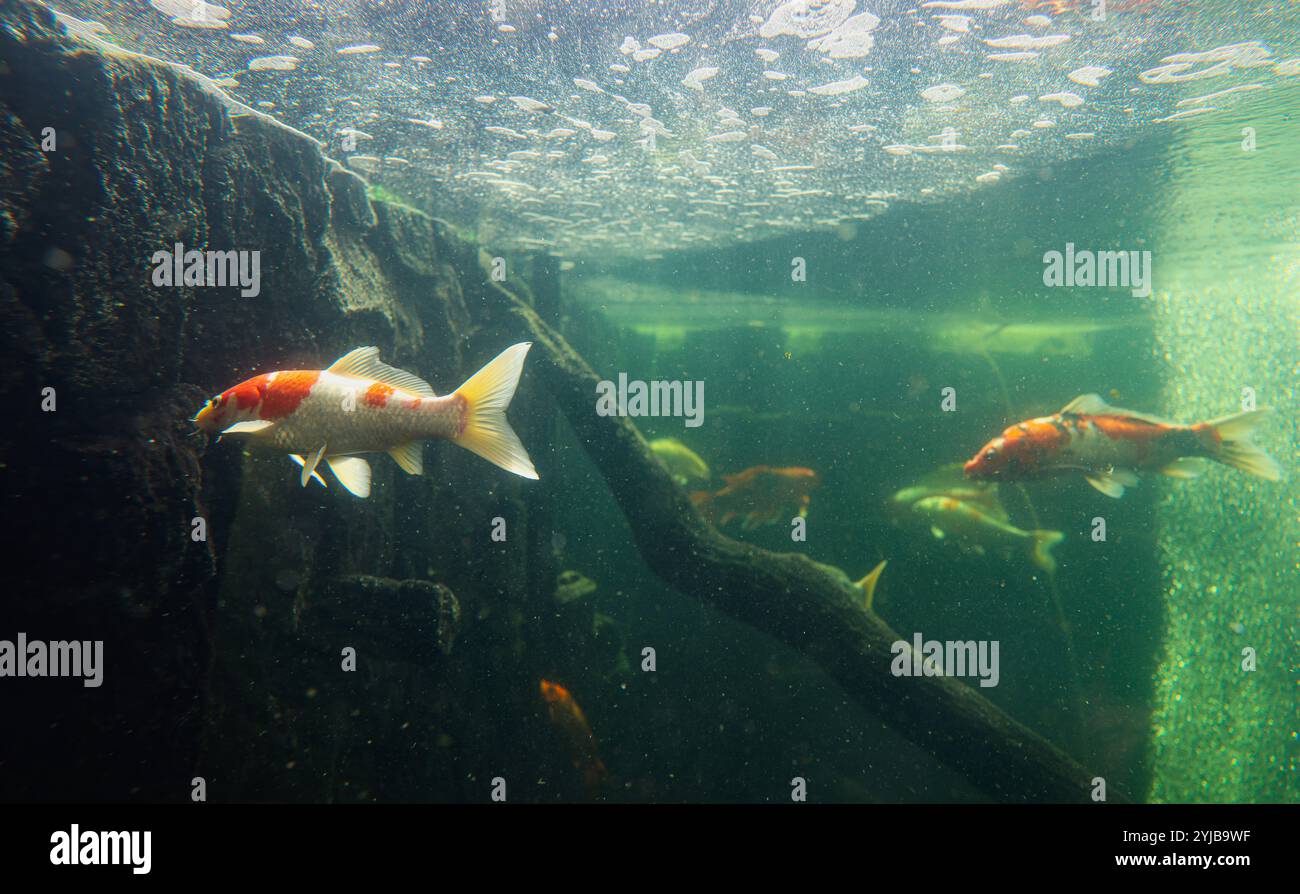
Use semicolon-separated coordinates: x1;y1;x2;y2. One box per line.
479;283;1121;803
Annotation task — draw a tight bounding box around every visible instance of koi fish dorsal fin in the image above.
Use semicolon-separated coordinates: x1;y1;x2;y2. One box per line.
854;560;888;613
327;347;436;397
1059;393;1111;416
1060;393;1173;425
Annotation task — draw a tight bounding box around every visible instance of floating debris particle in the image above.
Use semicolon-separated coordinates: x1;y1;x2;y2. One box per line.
682;66;719;91
808;74;869;96
153;0;230;28
1040;91;1084;108
922;0;1008;7
984;34;1070;50
248;55;300;71
337;44;382;55
922;83;965;102
759;0;855;39
510;95;552;112
1068;65;1112;87
809;11;880;59
648;32;690;50
287;35;315;50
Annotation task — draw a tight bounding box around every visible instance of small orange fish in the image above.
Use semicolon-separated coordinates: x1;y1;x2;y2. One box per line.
964;394;1280;498
194;344;538;497
691;465;819;530
539;679;608;796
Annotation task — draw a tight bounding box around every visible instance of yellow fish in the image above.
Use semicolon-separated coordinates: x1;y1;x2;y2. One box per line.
649;437;710;486
911;496;1064;574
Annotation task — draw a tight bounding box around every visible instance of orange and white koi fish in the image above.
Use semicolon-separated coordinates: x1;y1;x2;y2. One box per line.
964;394;1280;498
194;344;538;498
539;679;608;796
690;465;819;530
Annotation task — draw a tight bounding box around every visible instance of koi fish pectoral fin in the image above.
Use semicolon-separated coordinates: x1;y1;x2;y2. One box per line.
221;420;276;436
289;454;328;488
300;444;328;488
326;455;372;499
1084;467;1138;498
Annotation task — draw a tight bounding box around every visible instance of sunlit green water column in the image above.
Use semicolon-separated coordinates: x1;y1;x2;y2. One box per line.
1147;105;1299;803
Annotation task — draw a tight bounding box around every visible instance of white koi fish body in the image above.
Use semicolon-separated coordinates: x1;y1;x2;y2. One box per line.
195;343;538;497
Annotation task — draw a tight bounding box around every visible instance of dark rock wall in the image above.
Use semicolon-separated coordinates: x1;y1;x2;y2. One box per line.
0;1;560;801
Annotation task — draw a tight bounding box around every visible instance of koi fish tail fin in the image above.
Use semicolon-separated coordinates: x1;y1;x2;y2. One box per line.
1029;530;1065;574
1201;409;1282;482
450;343;539;480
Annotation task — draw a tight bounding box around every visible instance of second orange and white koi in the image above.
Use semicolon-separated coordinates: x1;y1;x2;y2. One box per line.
194;344;539;497
964;394;1280;498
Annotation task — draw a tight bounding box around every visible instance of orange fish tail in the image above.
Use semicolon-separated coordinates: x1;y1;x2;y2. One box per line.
1198;409;1282;481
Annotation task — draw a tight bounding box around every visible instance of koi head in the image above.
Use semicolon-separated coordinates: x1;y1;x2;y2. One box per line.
193;376;267;433
964;429;1035;480
539;679;569;705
